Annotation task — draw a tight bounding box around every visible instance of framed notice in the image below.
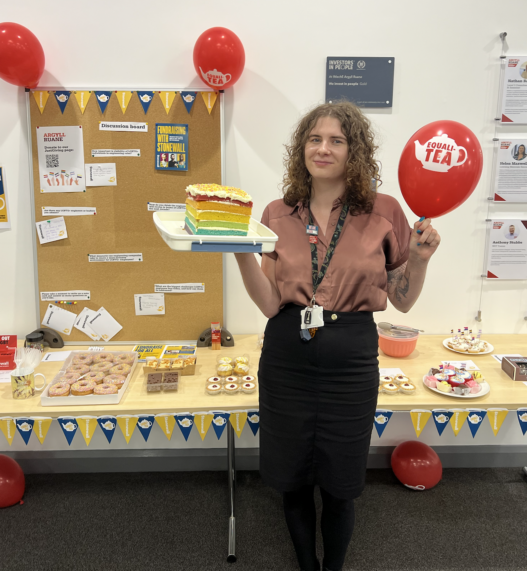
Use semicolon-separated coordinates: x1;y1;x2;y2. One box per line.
493;139;527;202
500;56;527;124
486;219;527;279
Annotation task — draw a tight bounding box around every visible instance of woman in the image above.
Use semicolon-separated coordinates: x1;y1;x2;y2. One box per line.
234;101;440;571
513;144;526;161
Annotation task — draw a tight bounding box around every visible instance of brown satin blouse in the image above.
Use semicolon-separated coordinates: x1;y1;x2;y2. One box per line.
261;193;412;312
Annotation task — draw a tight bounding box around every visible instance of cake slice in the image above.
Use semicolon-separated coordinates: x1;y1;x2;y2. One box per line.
185;184;253;236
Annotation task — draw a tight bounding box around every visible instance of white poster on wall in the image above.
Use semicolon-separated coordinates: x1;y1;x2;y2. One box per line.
500;57;527;124
486;219;527;279
493;139;527;202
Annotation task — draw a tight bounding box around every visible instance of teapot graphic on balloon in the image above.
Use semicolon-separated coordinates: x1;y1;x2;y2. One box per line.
199;67;231;86
414;133;467;173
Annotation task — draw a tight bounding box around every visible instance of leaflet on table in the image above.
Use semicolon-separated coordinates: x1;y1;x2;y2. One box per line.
493;139;527;202
41;304;76;335
441;360;480;371
500;57;527;124
162;345;197;358
42;351;72;362
486;219;527;279
36;126;86;193
134;293;165;316
42;207;96;216
0;166;11;229
155;123;188;171
74;308;101;340
86;307;122;341
85;163;117;187
132;345;166;361
35;217;68;245
379;368;404;377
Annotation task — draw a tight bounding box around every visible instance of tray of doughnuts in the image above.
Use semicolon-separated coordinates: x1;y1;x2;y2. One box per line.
40;350;139;406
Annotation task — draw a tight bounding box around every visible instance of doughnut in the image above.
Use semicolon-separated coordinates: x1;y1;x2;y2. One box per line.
241;382;256;394
217;364;233;377
206;383;222;395
114;353;135;365
72;353;94;366
71;380;96;396
57;373;81;385
94;383;118;395
242;375;256;383
90;362;113;373
105;374;126;389
234;363;250;375
93;352;114;364
109;363;131;376
224;382;239;394
84;371;106;384
66;365;90;376
49;382;70;397
226;376;238;383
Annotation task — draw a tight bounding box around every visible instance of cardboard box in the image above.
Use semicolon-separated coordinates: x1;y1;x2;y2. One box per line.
502;356;527;381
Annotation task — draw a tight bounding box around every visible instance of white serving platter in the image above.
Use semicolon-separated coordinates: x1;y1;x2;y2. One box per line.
442;338;494;355
422;376;491;399
40;351;138;406
153;212;278;253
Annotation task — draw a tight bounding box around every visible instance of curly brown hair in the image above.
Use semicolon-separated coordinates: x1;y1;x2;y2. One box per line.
282;101;379;215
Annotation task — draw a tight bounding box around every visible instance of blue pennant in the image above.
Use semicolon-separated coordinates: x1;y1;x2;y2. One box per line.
54;91;71;114
97;416;117;444
467;409;487;438
517;408;527;436
176;414;194;441
373;410;393;438
246;410;260;436
180;91;197;113
136;415;155;442
95;91;112;114
432;409;453;436
137;91;154;114
15;417;34;445
211;411;230;439
57;417;78;446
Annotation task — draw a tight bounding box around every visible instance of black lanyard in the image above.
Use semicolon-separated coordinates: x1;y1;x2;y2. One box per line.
308;202;349;302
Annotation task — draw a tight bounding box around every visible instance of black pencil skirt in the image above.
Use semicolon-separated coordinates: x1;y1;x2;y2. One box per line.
258;303;379;500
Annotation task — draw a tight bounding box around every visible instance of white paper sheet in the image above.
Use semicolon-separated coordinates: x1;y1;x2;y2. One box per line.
35;217;68;244
492;354;523;363
85;163;117;186
74;308;101;340
42;207;96;216
41;351;72;362
88;307;123;341
0;370;12;383
41;304;76;336
134;294;165;315
154;283;205;293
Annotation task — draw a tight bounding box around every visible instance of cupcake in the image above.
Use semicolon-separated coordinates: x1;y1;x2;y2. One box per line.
224;383;239;394
394;375;409;385
241;382;257;394
400;382;416;395
206;383;222;395
381;382;399;394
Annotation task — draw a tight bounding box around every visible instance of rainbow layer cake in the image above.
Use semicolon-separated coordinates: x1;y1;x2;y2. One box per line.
184;184;253;236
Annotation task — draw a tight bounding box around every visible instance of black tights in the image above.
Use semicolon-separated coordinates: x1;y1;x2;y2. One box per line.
282;485;355;571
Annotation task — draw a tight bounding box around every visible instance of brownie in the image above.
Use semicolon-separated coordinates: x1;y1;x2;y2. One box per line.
163;371;180;383
147;373;163;384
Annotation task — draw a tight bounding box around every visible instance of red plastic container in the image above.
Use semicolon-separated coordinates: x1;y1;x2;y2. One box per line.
378;326;419;358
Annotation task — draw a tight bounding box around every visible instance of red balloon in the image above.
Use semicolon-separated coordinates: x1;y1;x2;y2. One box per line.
0;22;45;88
398;120;483;218
193;27;245;90
0;454;25;508
391;440;442;491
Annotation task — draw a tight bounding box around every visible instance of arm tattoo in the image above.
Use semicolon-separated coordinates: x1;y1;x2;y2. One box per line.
387;262;409;303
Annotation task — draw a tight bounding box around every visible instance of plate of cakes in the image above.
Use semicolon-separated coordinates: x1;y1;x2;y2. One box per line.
422;365;490;399
40;351;138;406
378;371;416;395
153;184;278;253
443;328;493;355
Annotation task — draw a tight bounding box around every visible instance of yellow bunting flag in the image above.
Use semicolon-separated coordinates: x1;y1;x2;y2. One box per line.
117;415;138;444
0;417;16;445
449;410;468;437
73;91;92;114
229;411;248;438
116;91;133;114
194;413;214;441
158;91;177;114
201;91;218;114
33;90;50;114
155;414;176;440
76;416;98;446
487;409;508;436
31;417;53;444
410;410;432;438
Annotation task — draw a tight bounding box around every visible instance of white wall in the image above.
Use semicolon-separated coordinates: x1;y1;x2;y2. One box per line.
1;0;526;339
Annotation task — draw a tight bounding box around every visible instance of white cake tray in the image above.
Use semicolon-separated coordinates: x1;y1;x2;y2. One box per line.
153;212;278;253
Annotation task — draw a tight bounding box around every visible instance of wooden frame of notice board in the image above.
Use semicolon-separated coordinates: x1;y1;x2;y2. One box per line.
26;87;225;343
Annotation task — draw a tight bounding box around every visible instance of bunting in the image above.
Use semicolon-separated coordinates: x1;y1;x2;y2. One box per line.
517;408;527;435
0;417;16;445
193;412;214;441
115;91;133;114
155;413;176;440
15;418;34;445
410;410;431;438
201;91;218;114
31;417;53;445
211;411;230;439
57;417;78;445
33;90;50;114
97;416;117;444
54;91;71;114
466;409;487;438
158;91;177;114
117;415;138;444
180;91;197;113
247;410;260;437
73;91;92;114
432;409;453;436
95;91;112;114
487;409;508;436
76;416;98;446
137;415;155;442
449;409;469;437
137;91;154;114
229;411;247;438
373;410;393;438
176;413;194;441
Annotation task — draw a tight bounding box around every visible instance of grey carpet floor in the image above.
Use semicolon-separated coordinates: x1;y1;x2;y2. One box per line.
1;468;527;571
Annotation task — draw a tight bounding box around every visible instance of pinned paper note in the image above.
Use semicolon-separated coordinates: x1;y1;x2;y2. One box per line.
73;91;92;114
88;253;142;262
74;307;101;341
42;304;76;336
92;149;140;157
147;202;185;212
87;307;123;341
155;283;204;293
99;121;148;132
36;217;68;244
410;410;431;438
449;409;469;436
134;293;165;316
41;291;90;302
33;90;50;114
85;163;117;186
115;91;133;114
31;417;53;444
42;207;96;216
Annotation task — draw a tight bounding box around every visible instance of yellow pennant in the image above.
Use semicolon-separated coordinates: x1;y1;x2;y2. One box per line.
155;414;176;440
229;411;248;438
410;410;432;438
73;91;92;114
201;91;218;114
76;416;98;446
117;415;138;444
449;410;468;436
116;91;133;114
158;91;177;114
487;409;508;436
33;90;50;114
0;417;16;446
194;413;214;441
31;417;53;444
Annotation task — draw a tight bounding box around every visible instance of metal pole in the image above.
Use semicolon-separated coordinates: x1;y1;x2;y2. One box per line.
227;420;236;562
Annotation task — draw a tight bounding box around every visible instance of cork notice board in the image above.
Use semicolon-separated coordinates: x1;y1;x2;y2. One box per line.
28;89;223;342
